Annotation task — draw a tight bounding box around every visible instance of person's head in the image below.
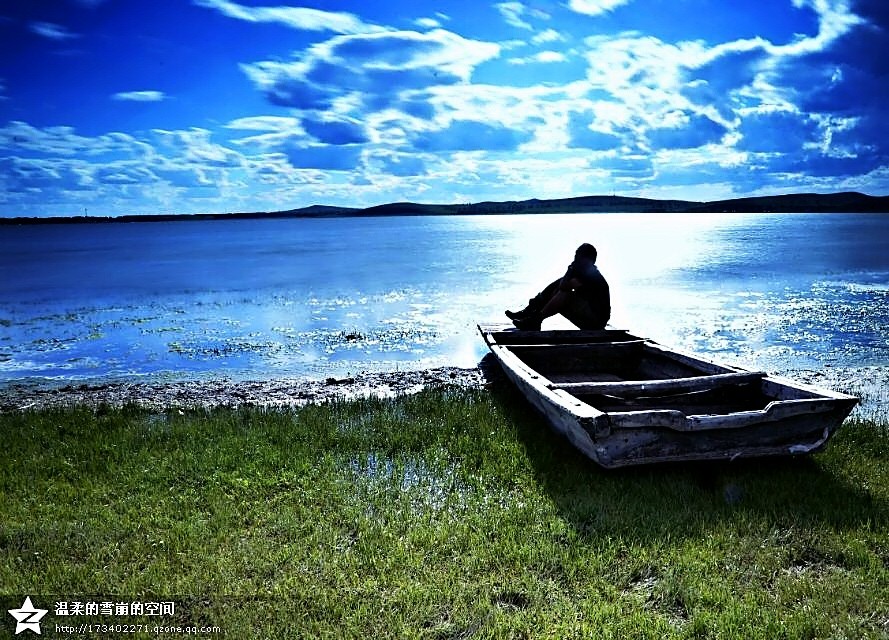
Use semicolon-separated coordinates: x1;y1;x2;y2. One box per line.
575;243;597;262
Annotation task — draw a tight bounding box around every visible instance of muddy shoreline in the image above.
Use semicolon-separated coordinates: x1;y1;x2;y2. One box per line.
0;354;889;420
0;365;495;412
1;359;885;417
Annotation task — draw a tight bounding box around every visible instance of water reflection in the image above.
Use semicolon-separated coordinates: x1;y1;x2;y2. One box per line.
1;212;887;384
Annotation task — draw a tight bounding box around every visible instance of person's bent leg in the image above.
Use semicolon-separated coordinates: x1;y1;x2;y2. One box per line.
506;278;562;321
527;278;562;312
512;288;571;330
538;289;570;319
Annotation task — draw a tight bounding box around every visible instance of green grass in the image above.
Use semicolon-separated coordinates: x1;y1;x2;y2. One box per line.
1;383;887;639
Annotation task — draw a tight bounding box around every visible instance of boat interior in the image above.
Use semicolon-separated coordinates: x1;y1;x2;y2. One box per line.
489;328;823;415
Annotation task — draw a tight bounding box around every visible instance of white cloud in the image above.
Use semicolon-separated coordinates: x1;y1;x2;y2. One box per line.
584;34;702;91
225;117;305;151
582;34;705;133
423;83;558;129
30;22;78;40
112;90;166;102
508;51;567;65
414;17;440;29
192;0;385;34
0;121;150;158
532;29;566;45
1;156;93;195
0;120;355;216
568;0;634;16
154;128;243;167
496;2;533;30
225;116;301;131
242;29;500;112
786;0;864;54
536;50;567;63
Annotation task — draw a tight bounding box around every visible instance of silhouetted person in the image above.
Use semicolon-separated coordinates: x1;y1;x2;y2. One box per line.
506;242;610;331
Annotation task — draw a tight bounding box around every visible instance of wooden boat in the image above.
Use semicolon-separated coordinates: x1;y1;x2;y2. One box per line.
479;324;858;468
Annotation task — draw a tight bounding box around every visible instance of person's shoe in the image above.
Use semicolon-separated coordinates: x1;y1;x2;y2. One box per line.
512;314;541;331
505;307;533;320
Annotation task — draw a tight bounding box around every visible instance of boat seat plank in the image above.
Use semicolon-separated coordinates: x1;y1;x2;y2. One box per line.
549;371;767;398
478;324;634;346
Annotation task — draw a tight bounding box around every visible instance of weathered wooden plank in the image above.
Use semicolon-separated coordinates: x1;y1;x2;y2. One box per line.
607;398;847;432
593;421;843;467
550;371;766;397
580;382;766;412
507;339;646;350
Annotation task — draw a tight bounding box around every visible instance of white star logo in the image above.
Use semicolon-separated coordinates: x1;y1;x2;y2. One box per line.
7;597;48;635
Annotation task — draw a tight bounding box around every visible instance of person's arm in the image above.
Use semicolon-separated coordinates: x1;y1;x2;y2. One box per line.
557;261;579;291
558;276;584;291
540;269;582;318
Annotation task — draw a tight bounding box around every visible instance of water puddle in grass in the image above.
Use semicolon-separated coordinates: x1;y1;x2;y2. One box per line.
346;452;470;513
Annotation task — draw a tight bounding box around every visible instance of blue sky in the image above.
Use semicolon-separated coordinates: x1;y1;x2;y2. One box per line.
1;0;887;217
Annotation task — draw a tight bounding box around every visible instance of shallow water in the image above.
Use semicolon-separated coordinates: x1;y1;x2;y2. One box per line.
1;212;887;385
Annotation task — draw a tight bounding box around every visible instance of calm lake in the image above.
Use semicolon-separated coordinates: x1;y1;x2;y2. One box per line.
1;212;887;385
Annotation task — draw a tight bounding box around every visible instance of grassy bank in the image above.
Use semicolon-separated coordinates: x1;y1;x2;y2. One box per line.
1;383;887;638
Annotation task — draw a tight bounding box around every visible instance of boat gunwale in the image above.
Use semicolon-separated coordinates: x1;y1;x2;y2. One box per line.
481;324;857;403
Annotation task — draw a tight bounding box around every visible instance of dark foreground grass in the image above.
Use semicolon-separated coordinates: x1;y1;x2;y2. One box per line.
1;383;887;639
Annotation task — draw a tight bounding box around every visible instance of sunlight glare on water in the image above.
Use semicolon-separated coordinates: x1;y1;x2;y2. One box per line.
466;212;752;337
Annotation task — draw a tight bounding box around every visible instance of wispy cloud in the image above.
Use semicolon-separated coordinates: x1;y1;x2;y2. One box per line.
414;17;441;29
496;2;533;30
112;90;166;102
193;0;384;34
225;117;305;152
154;128;243;167
225;116;301;132
30;22;78;40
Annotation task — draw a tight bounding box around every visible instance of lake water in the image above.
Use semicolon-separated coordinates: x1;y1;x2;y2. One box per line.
1;212;887;386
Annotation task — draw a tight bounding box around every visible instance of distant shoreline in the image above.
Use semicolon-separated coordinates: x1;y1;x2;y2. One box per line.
2;191;888;225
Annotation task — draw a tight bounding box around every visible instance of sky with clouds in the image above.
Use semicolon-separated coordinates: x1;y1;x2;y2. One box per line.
1;0;887;217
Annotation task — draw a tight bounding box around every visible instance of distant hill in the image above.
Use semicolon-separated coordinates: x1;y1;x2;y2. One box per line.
2;191;887;225
359;195;699;215
355;192;889;215
684;191;889;213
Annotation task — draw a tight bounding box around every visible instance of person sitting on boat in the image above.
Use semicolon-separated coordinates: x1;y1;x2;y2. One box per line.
506;242;610;331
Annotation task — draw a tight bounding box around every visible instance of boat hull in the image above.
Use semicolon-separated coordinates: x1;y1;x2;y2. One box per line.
479;324;858;468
